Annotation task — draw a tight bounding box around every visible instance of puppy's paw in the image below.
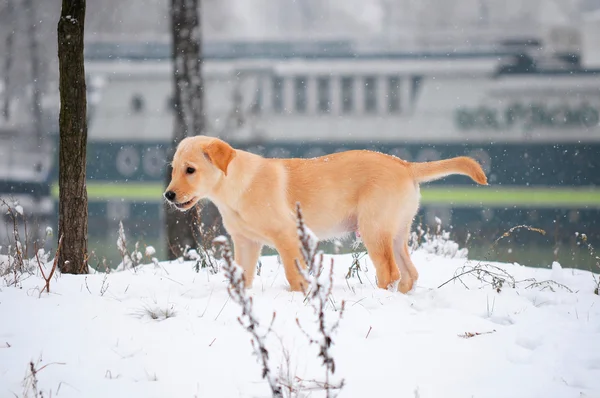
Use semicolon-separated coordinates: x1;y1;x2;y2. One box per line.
288;279;307;293
397;278;413;294
243;276;254;289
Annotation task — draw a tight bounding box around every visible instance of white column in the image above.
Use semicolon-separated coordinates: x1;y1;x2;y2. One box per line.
263;74;272;112
404;75;417;114
330;75;341;115
284;76;294;114
355;75;364;115
306;75;317;115
377;75;387;115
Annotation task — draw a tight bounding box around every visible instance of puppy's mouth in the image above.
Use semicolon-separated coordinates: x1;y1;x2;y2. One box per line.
173;197;196;210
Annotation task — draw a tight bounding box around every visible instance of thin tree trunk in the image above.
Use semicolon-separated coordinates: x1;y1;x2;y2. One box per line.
2;0;14;121
25;0;43;146
25;0;45;244
165;0;205;259
57;0;88;274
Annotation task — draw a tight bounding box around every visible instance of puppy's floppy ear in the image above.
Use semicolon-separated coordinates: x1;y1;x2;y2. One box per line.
203;139;236;176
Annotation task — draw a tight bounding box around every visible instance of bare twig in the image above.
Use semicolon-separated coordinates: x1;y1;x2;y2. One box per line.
438;263;516;292
21;358;66;397
521;279;573;293
294;202;345;398
116;221;143;271
100;273;110;296
458;330;496;339
438;225;553;293
575;233;600;295
0;198;27;285
492;225;546;248
190;206;220;273
213;238;283;397
345;248;366;284
37;234;63;297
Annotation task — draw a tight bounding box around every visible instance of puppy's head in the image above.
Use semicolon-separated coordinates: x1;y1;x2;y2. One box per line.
164;136;236;211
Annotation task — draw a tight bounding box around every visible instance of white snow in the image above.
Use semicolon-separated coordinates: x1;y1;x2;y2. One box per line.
212;235;229;245
184;248;200;261
1;251;599;398
144;246;156;257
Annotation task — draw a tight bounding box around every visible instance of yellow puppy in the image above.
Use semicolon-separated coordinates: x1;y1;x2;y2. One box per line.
165;136;487;293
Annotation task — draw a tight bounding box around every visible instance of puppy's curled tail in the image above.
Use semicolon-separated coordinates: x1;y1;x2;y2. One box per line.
409;156;488;185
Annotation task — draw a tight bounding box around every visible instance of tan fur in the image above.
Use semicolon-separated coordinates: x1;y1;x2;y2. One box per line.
165;136;488;293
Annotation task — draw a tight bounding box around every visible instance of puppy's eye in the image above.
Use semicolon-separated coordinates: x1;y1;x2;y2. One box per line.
186;167;196;175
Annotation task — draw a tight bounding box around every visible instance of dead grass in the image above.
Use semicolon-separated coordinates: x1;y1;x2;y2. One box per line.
16;356;65;398
575;233;600;295
436;225;573;294
134;304;177;321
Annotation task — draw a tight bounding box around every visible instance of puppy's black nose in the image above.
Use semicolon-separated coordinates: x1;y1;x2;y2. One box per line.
164;191;176;201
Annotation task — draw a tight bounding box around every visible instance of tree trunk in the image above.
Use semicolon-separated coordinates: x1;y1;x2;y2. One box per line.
165;0;205;259
2;0;14;121
57;0;88;274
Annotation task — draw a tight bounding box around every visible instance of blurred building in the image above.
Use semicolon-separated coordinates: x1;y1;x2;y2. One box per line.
1;0;600;255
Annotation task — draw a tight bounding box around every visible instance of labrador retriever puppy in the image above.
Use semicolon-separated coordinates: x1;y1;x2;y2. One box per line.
164;135;487;293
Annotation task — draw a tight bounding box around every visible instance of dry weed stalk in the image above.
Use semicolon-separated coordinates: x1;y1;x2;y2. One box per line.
116;221;143;271
576;233;600;295
1;199;56;288
492;225;546;247
409;217;467;259
458;330;496;339
1;198;29;286
294;203;345;398
36;234;63;297
438;262;516;292
275;335;303;398
190;206;220;273
20;357;65;398
521;278;573;293
437;259;574;293
437;225;577;294
213;237;283;398
100;273;110;296
345;240;367;284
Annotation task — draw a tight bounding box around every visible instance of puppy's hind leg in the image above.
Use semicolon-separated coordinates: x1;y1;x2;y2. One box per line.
393;196;421;293
359;227;400;290
393;232;418;294
394;235;415;293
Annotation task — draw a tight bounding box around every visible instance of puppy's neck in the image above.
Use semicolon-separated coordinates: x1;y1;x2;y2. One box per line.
208;149;258;211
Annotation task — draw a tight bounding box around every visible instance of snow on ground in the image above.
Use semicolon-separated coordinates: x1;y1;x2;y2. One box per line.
1;249;600;398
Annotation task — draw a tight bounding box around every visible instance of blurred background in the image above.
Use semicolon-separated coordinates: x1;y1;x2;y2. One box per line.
1;0;600;268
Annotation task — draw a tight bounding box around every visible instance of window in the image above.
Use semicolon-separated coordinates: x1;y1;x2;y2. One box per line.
250;79;263;115
272;76;284;113
341;76;354;113
166;95;176;112
317;76;330;113
364;76;377;113
131;94;145;113
294;76;307;113
387;76;400;113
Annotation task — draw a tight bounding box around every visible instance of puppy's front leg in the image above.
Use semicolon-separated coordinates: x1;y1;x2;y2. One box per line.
272;234;308;292
231;234;263;289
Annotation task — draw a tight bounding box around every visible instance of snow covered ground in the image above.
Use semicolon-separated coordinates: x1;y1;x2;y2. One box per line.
1;247;600;398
